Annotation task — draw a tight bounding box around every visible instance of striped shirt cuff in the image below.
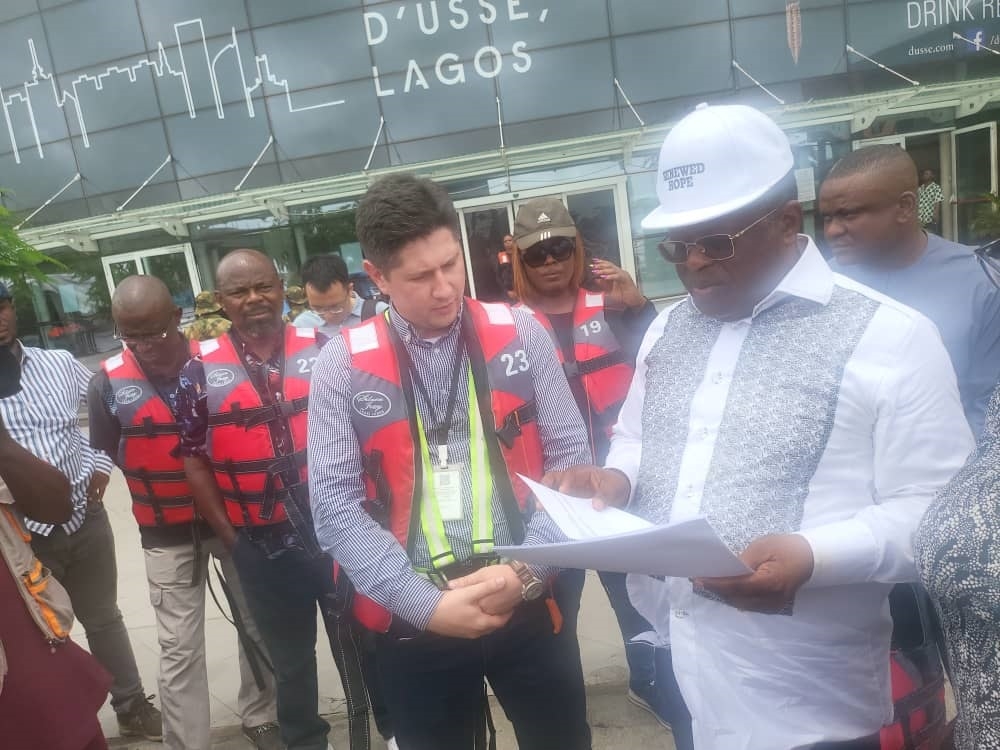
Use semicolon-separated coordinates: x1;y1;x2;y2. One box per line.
93;452;114;476
391;574;446;631
522;511;563;581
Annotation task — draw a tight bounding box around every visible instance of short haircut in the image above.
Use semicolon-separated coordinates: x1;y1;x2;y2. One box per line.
300;254;350;292
825;144;918;186
355;174;460;269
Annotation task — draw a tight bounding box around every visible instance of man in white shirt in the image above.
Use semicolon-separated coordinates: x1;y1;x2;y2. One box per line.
292;254;387;336
548;104;973;750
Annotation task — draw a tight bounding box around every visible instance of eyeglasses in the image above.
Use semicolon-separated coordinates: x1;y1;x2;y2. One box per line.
975;238;1000;289
113;326;171;346
657;207;781;264
520;237;576;268
310;304;348;316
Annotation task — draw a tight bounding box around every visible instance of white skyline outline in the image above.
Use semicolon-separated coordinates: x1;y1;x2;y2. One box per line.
0;17;345;165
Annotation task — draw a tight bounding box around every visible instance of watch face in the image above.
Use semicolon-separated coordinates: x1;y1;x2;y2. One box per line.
523;580;545;601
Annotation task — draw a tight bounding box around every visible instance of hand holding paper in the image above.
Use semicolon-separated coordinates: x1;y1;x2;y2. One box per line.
498;475;751;579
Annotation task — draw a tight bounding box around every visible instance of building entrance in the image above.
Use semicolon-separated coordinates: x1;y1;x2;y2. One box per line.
101;245;202;321
455;178;633;302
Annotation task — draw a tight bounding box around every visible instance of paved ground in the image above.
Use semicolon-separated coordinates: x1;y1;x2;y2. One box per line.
86;470;673;749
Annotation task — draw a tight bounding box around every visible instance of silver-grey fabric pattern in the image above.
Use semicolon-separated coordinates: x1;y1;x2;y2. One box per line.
634;289;878;552
916;384;1000;750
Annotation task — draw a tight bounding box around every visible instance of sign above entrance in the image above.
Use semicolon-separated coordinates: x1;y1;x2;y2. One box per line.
1;0;998;226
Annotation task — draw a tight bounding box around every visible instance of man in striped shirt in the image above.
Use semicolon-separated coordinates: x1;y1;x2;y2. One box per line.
0;284;162;741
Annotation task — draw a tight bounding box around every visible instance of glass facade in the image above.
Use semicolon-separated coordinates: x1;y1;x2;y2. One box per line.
1;1;998;349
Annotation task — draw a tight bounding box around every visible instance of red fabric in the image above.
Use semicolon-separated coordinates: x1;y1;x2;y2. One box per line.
106;347;197;527
0;564;111;750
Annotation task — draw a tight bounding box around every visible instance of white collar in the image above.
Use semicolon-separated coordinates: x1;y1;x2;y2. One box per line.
749;235;833;320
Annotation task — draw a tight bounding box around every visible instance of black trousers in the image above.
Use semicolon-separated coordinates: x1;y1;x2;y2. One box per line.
375;598;591;750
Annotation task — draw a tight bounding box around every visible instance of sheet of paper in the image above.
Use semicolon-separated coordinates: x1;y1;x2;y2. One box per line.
496;518;749;578
520;475;653;539
499;475;751;578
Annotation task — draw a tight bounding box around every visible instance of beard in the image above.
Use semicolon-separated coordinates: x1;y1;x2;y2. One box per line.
240;314;283;340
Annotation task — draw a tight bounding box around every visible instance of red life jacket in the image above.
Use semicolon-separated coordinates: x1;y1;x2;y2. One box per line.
103;346;198;527
520;289;633;435
200;326;319;527
342;299;544;631
879;649;946;750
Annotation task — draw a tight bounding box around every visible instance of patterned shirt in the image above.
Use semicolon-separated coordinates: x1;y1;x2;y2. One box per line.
176;327;327;458
606;238;973;750
917;384;1000;750
0;343;113;536
308;303;591;630
918;181;943;225
88;358;211;549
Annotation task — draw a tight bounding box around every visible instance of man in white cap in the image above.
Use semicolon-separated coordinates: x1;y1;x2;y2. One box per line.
547;103;973;750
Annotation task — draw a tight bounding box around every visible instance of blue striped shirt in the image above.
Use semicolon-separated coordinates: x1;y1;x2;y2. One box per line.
308;304;591;630
0;343;113;535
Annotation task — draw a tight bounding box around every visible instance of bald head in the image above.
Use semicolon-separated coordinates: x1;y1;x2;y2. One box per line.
109;275;185;374
111;275;175;321
819;145;925;267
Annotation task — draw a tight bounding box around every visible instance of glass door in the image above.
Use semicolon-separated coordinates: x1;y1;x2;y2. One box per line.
952;123;998;245
102;245;202;321
456;177;633;301
458;204;514;302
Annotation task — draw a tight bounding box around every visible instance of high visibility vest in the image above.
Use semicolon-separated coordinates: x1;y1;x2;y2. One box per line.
200;326;319;527
519;289;633;434
104;346;197;527
343;300;543;631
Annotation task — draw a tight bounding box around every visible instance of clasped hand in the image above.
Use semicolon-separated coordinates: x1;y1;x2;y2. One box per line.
426;564;523;639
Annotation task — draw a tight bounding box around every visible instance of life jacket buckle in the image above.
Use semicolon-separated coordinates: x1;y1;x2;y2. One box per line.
495;402;537;449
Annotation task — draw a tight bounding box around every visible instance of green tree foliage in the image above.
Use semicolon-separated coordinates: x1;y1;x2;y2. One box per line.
0;202;62;281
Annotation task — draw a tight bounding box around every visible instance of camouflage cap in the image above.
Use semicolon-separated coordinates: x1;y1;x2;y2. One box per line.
194;290;222;315
285;285;307;305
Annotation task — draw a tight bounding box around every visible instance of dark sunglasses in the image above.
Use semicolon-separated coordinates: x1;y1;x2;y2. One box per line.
520;237;576;268
657;207;780;264
975;238;1000;289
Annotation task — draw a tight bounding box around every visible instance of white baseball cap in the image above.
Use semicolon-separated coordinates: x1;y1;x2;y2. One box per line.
641;103;795;232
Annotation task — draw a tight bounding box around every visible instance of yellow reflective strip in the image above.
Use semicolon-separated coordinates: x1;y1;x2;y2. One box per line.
414;408;455;569
467;370;494;556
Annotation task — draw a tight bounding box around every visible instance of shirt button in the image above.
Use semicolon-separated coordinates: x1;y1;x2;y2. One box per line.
712;372;724;385
674;609;688;619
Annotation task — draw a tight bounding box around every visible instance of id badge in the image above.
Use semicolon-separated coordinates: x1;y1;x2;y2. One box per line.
432;464;465;521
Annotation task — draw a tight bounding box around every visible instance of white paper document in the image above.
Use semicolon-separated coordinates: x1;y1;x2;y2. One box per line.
522;474;655;539
495;476;751;579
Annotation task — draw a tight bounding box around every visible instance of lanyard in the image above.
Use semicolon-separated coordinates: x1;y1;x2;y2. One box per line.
399;337;466;468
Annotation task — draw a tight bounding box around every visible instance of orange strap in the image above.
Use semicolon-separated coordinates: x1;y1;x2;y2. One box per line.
545;595;564;635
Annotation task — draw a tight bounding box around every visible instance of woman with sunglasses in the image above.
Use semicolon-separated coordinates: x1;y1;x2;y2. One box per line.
915;239;1000;750
511;197;693;744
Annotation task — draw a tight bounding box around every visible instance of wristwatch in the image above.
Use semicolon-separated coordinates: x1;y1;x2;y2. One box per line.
507;560;545;602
